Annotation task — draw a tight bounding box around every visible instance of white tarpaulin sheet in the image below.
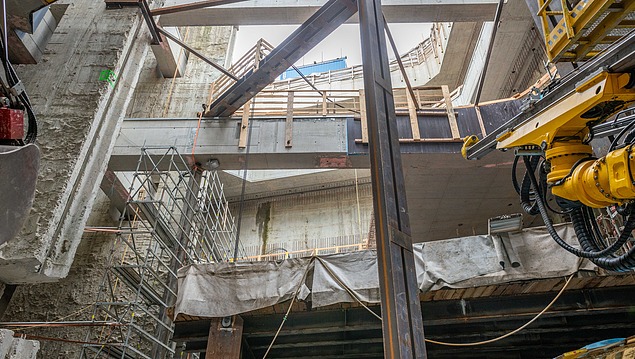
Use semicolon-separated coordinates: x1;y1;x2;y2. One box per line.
174;224;594;318
175;257;312;318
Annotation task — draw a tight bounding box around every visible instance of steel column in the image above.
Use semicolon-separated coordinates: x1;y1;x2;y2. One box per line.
358;0;427;357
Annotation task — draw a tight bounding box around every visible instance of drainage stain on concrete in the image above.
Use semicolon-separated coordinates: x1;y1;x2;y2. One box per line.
256;202;272;254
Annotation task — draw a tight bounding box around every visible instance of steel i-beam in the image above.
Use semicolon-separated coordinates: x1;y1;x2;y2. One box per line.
358;0;427;357
204;0;358;117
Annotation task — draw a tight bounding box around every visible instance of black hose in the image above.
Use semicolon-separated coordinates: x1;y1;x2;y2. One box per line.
609;118;635;152
569;206;634;258
520;156;540;215
522;156;633;260
512;155;521;195
583;206;610;252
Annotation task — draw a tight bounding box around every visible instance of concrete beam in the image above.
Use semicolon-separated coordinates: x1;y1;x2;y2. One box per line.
158;0;499;26
110;115;482;171
110;117;353;171
110;99;525;242
110;96;522;171
0;7;150;284
151;26;188;78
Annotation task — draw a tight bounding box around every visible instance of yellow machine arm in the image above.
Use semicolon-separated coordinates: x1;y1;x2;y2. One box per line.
497;71;635;208
461;24;635;270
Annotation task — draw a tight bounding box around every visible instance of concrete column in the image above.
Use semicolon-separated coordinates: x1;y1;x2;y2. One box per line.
151;26;189;78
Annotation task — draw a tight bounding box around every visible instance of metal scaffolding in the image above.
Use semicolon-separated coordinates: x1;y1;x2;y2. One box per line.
81;147;244;359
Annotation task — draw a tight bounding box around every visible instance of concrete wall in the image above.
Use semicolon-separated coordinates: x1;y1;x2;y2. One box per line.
233;183;373;257
0;329;39;359
127;26;235;118
0;192;117;358
1;10;237;356
454;22;493;106
0;1;146;284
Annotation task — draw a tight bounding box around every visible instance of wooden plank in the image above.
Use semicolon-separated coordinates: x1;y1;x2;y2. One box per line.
206;316;243;358
322;92;328;116
480;285;497;297
474;105;487;137
407;91;421;141
359;89;368;144
442;85;461;139
285;92;294;148
239;101;251;148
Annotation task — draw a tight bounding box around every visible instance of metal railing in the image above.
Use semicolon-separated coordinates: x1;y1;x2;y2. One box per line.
228;85;461;149
267;23;451;91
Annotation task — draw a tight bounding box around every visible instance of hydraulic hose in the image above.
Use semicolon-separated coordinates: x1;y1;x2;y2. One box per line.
572;206;635;272
520;156;540;215
522;156;633;261
569;206;635;259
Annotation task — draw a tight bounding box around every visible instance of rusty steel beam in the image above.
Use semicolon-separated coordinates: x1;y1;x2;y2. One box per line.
358;0;427;357
156;26;239;80
204;0;358;117
139;0;162;44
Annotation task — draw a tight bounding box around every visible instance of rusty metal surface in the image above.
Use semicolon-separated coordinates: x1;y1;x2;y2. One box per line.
358;0;427;356
204;0;358;117
0;144;39;246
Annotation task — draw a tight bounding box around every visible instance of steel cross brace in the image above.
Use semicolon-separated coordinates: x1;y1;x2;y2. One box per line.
358;0;427;357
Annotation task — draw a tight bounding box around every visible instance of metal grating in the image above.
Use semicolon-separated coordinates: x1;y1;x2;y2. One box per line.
80;147;244;359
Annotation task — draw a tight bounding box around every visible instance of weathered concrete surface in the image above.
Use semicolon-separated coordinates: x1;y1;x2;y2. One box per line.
159;0;500;26
233;183;373;256
6;337;39;359
0;329;13;358
0;328;40;359
0;192;118;358
0;1;149;284
126;26;235;118
478;0;546;101
426;22;482;91
1;20;237;358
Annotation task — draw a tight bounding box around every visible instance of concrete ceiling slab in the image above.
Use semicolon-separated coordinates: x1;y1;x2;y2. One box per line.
158;0;500;26
217;150;532;243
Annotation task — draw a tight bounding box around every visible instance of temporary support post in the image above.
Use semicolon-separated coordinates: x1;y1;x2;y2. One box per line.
285;91;294;147
206;316;244;358
442;85;460;139
238;101;251;148
406;92;421;141
359;89;369;144
358;0;427;357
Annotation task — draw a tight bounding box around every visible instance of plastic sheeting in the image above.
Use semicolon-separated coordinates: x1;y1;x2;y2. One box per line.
175;224;593;318
174;258;312;318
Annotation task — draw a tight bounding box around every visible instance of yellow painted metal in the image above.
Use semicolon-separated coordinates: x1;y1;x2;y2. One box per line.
537;0;617;62
461;135;479;159
573;0;635;60
544;141;593;184
550;144;635;208
496;72;635;150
